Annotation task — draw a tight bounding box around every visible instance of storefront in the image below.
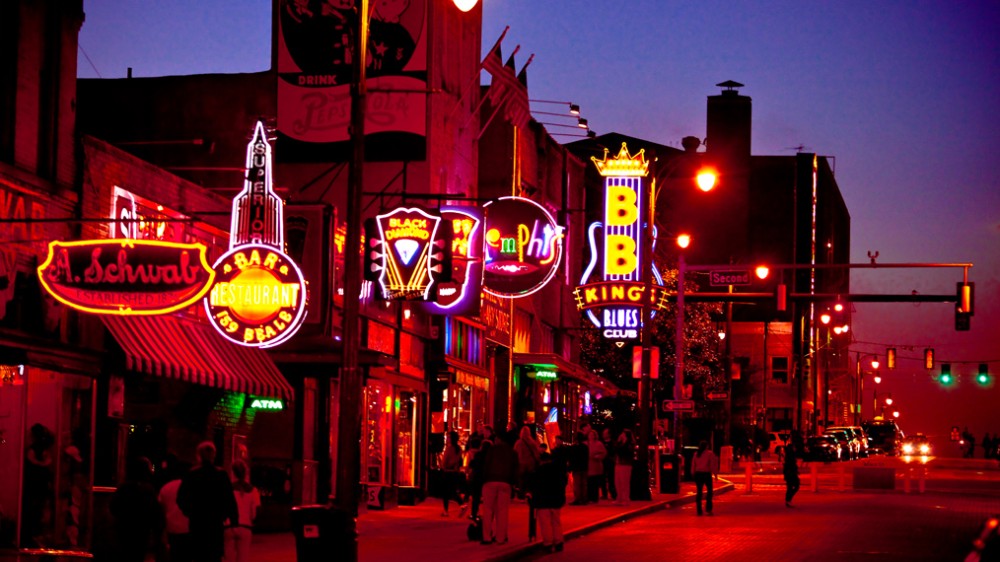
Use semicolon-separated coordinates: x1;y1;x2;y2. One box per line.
362;367;426;508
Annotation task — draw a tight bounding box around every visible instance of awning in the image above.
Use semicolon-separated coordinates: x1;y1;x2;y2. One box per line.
512;352;628;396
102;315;293;401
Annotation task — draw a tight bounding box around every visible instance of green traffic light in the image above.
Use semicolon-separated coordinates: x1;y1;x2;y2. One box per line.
940;373;953;385
977;373;989;385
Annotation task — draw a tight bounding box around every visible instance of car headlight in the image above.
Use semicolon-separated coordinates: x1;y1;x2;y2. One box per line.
902;443;914;454
919;444;930;454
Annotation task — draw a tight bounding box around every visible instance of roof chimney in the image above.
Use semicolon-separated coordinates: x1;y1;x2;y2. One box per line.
706;81;751;173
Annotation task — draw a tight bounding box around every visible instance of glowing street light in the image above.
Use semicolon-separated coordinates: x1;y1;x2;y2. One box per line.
696;169;717;192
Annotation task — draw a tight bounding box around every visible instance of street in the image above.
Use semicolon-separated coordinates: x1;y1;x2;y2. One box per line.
521;484;999;562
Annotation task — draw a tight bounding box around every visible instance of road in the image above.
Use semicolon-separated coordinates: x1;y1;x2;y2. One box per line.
522;483;999;561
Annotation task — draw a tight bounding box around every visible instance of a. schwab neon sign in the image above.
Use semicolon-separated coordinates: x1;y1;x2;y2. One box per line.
575;143;666;340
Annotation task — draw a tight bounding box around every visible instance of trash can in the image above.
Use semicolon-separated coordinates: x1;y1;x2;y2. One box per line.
290;504;357;561
659;453;681;494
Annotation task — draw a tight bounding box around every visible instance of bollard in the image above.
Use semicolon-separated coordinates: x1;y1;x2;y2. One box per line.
903;466;911;493
811;463;819;492
744;462;753;494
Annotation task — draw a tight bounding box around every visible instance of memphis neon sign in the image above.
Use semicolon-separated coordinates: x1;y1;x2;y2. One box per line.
37;239;215;315
483;197;564;298
576;143;664;340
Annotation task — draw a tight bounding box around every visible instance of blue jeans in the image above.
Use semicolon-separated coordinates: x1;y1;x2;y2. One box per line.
694;472;713;514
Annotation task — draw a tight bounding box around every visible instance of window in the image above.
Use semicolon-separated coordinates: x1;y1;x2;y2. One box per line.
771;356;789;384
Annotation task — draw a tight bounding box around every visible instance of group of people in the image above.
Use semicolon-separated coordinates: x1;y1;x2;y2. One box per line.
439;422;637;553
107;441;261;562
963;429;998;459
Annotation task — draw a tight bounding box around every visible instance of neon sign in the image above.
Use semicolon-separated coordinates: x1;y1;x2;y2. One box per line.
249;397;284;410
204;120;307;347
422;206;483;315
576;143;664;340
37;239;215;315
482;197;564;298
366;207;447;301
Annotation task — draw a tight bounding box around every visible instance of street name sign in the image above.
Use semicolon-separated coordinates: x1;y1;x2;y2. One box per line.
706;391;729;400
662;399;695;411
709;270;751;287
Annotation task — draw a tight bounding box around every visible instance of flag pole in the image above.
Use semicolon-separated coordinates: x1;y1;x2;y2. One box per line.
446;26;509;123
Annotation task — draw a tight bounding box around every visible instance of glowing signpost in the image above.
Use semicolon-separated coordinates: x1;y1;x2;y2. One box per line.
204;121;307;348
575;143;663;340
37;239;215;315
422;206;483;315
482;196;564;298
365;207;449;301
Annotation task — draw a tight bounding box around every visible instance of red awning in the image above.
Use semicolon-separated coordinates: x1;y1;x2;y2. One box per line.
102;315;293;401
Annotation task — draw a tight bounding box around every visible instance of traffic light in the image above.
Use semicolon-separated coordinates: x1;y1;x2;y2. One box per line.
955;282;974;331
776;283;787;312
939;363;953;385
886;348;897;370
977;363;990;386
924;348;934;370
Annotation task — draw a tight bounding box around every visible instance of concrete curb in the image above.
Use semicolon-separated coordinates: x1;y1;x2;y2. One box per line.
484;479;735;561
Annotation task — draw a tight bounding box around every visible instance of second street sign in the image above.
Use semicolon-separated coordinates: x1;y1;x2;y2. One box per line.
709;270;751;286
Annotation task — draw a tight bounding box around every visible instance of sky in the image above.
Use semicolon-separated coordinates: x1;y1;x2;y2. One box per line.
76;1;999;445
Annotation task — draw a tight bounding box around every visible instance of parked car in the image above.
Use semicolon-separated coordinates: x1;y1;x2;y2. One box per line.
803;435;841;462
863;419;903;456
823;429;856;460
828;425;869;457
768;431;791;455
901;433;932;456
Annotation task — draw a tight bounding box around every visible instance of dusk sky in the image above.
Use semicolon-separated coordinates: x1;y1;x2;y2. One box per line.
76;1;998;443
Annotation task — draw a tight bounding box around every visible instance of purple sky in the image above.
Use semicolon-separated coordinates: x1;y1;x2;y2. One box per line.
77;1;999;444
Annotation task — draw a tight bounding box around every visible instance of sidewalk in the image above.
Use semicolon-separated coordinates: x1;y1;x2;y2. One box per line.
250;478;735;562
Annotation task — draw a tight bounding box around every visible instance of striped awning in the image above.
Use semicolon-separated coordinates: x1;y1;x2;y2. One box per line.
102;315;293;401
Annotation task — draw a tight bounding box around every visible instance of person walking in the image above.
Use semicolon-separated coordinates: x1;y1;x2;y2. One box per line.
479;432;518;545
158;460;192;562
586;430;607;503
177;441;238;562
467;439;492;520
982;433;992;459
600;428;616;501
568;433;589;505
224;460;260;562
110;456;163;562
692;440;719;516
528;452;566;553
613;430;635;505
513;425;542;500
783;431;803;508
441;430;467;517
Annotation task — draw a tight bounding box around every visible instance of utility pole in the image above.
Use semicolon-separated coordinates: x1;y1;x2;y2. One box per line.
335;1;368;559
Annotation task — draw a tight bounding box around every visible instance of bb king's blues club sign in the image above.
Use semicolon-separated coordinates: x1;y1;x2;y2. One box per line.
482;197;564;298
365;207;450;301
204;121;307;348
575;143;668;340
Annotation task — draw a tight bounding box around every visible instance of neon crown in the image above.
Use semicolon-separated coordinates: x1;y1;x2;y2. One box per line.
591;142;649;177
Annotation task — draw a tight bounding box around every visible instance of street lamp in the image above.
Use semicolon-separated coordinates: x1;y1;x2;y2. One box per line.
855;353;878;425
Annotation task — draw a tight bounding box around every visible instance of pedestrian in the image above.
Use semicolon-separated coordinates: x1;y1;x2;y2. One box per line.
613;430;635;505
441;430;467;517
586;430;607;503
967;433;977;458
568;432;589;505
513;425;542;500
600;428;616;501
21;423;54;548
528;452;566;553
982;433;992;459
224;459;260;562
110;456;163;562
479;432;518;545
177;441;238;562
692;440;719;516
467;439;491;520
783;431;803;508
158;459;193;562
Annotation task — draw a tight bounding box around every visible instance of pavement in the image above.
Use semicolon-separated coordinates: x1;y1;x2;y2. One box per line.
249;476;736;562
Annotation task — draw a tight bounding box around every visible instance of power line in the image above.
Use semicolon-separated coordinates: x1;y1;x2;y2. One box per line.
78;44;103;78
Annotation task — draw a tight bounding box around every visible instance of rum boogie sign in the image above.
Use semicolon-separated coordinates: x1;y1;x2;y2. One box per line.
37;239;215;315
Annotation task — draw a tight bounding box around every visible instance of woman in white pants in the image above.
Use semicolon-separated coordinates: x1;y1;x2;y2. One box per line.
224;460;260;562
613;430;636;505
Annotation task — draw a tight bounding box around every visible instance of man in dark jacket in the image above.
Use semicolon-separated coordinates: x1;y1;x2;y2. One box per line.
528;452;566;552
568;432;589;505
177;442;238;562
479;433;518;545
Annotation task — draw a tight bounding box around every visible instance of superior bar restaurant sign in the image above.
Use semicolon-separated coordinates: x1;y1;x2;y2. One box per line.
37;239;215;315
204;120;307;348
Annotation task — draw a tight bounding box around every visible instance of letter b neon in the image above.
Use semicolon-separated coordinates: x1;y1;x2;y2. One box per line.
605;235;637;275
606;186;638;226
